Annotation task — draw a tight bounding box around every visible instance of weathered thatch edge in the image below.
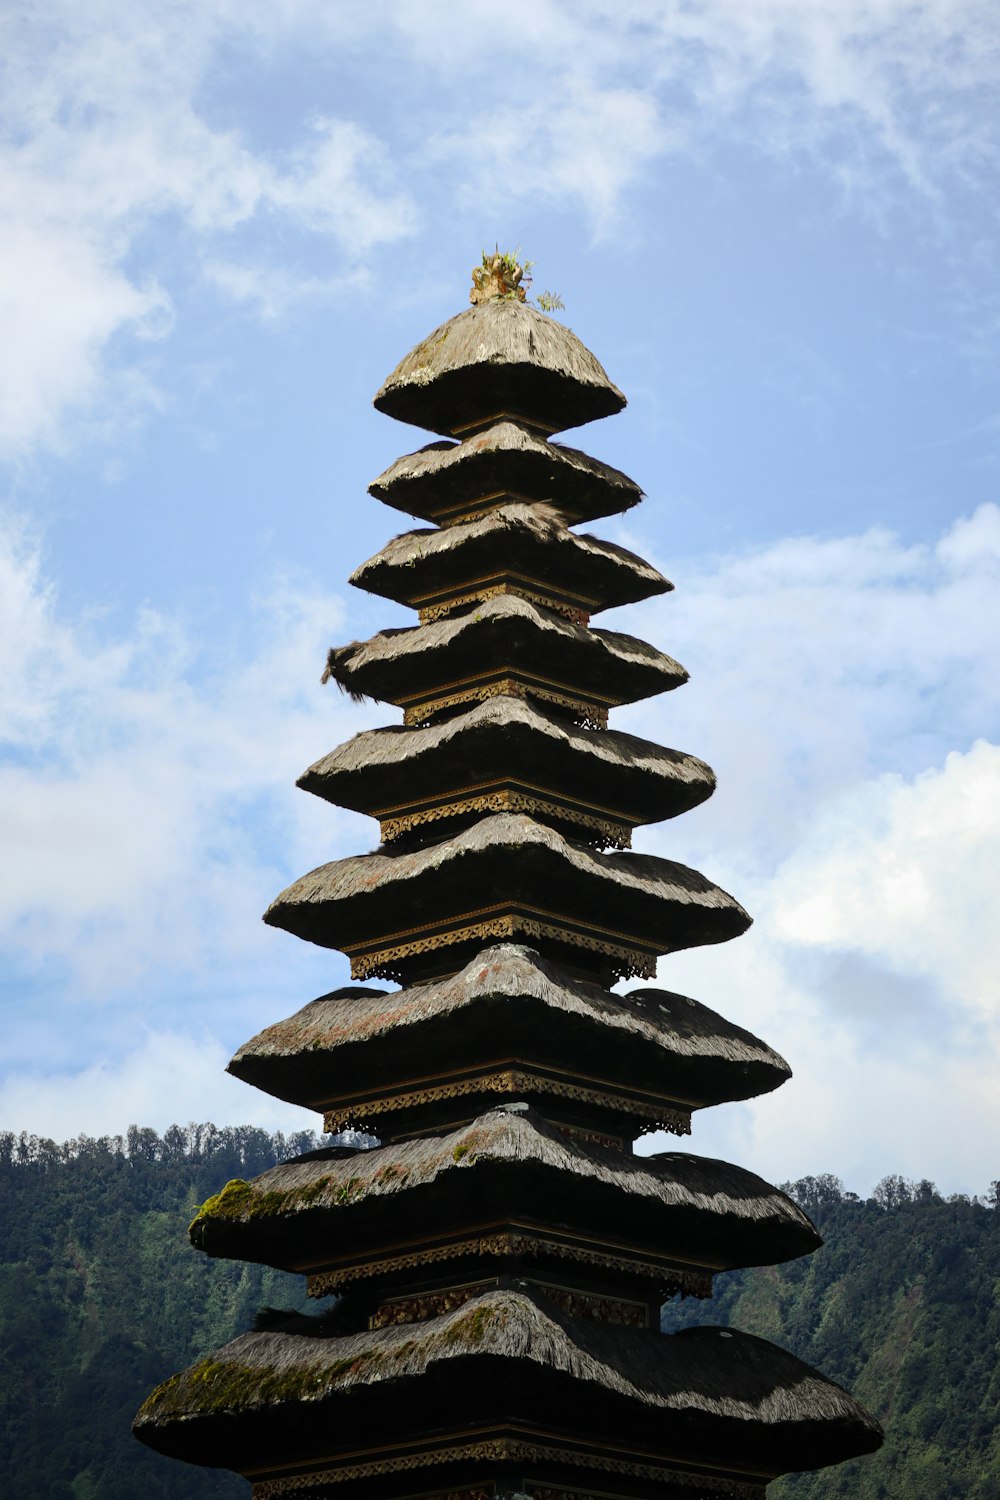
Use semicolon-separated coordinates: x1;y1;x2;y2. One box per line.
229;944;785;1076
368;423;642;518
322;594;686;702
266;813;750;926
299;695;713;796
188;1104;818;1246
350;502;670;612
135;1287;883;1442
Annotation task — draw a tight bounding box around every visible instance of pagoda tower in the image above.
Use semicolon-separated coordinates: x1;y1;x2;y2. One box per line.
135;254;882;1498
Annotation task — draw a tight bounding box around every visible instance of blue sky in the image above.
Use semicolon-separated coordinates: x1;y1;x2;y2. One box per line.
2;0;998;1196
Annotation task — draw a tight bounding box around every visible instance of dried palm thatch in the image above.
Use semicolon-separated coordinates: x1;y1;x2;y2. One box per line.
368;421;642;525
321;594;686;717
227;944;788;1125
351;502;670;618
297;696;714;838
134;1287;882;1476
263;812;751;982
373;301;626;436
188;1103;820;1279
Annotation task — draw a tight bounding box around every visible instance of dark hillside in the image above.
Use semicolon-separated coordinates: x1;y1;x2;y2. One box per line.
663;1174;1000;1499
0;1125;321;1499
2;1132;997;1498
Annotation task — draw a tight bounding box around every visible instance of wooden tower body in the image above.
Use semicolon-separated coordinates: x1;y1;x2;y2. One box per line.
135;258;882;1498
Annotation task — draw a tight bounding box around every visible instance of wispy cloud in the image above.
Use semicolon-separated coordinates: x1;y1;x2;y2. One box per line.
0;513;370;995
2;0;995;457
0;9;415;457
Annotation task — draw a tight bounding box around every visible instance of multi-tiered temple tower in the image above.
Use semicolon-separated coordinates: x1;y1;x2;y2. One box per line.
135;255;882;1498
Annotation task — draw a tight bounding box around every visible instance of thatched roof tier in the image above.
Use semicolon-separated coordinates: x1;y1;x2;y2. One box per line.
228;945;789;1137
351;504;669;623
369;423;642;526
298;698;714;848
373;302;626;437
188;1106;820;1293
263;814;751;983
134;1287;882;1480
322;595;686;726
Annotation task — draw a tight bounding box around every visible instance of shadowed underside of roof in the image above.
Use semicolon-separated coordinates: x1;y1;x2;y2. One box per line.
368;422;643;526
321;594;687;722
263;813;751;982
187;1104;820;1282
350;501;669;617
227;944;789;1122
134;1287;883;1478
297;696;714;844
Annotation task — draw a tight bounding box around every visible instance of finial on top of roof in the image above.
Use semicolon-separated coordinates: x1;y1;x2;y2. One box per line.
471;248;530;305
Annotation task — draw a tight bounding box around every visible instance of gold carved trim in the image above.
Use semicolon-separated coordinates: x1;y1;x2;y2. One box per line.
250;1438;765;1498
402;678;608;730
305;1231;713;1300
370;1282;649;1330
345;911;656;985
419;586;591;628
379;790;630;849
322;1069;691;1136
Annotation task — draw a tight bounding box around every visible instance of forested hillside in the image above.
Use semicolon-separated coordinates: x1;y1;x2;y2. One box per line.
0;1126;320;1499
664;1174;1000;1499
2;1128;998;1499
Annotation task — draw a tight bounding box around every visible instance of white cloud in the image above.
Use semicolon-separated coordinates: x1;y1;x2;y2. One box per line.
618;503;1000;873
0;515;372;995
643;739;1000;1197
0;7;415;458
0;1030;316;1143
771;740;1000;1019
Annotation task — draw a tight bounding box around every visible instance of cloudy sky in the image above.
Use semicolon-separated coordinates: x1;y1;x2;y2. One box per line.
2;0;998;1197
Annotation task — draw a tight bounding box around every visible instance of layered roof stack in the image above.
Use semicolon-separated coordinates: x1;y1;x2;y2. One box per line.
134;255;882;1498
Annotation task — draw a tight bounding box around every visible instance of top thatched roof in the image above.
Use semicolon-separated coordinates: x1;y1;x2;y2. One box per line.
134;1286;882;1477
350;503;670;616
228;944;789;1117
368;422;642;525
374;301;626;437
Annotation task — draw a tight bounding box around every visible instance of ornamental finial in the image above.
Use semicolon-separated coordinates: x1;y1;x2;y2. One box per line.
470;247;530;305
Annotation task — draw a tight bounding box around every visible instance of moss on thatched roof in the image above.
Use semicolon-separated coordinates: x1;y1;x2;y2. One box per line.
134;1287;882;1476
297;695;714;834
373;302;626;437
228;943;788;1117
321;594;686;714
263;813;750;978
368;422;642;524
350;503;669;617
188;1103;819;1278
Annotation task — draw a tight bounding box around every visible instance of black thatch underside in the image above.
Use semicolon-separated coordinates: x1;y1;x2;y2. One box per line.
298;696;714;837
134;1287;882;1477
373;303;626;436
322;595;686;713
263;813;751;975
227;944;789;1119
351;503;670;615
368;422;642;524
188;1104;820;1279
